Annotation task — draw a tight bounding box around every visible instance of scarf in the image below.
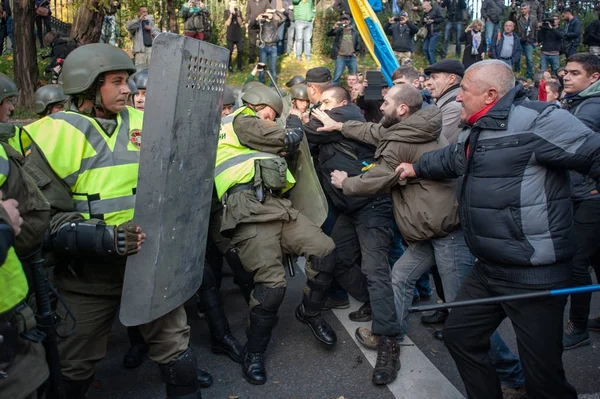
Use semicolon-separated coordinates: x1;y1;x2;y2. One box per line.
471;30;481;55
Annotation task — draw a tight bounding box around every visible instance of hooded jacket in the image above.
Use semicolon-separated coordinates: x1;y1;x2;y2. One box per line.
415;85;600;284
562;79;600;201
340;106;460;242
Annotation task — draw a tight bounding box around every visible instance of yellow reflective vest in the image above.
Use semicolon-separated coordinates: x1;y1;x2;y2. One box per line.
214;106;295;200
23;107;144;225
0;144;28;314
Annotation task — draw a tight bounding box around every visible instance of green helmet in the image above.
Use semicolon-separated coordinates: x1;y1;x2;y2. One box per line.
286;75;305;88
290;84;309;101
0;73;18;105
241;84;283;117
242;81;264;94
223;86;235;106
34;84;68;115
128;78;139;96
132;69;148;90
61;43;136;95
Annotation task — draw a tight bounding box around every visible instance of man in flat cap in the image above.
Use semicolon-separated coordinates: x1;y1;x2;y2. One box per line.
305;67;333;106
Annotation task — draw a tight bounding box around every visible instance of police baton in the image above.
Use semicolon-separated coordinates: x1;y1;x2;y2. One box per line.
265;69;284;99
409;284;600;313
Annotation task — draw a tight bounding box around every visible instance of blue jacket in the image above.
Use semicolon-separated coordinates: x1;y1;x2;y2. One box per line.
491;32;520;65
563;16;581;53
414;85;600;284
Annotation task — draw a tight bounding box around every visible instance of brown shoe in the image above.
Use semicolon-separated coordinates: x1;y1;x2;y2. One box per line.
501;386;527;399
355;327;379;350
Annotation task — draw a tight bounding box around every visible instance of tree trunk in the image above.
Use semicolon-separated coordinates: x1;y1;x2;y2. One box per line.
13;0;39;107
166;0;178;33
70;0;105;44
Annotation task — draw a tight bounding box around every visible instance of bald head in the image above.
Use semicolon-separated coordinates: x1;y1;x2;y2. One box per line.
465;60;515;97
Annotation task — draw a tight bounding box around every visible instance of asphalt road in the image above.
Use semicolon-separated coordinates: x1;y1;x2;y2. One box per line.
87;261;600;399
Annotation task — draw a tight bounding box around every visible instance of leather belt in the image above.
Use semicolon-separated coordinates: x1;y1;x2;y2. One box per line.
227;182;256;196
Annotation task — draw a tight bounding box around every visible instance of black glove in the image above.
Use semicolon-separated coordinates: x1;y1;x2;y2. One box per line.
284;126;304;154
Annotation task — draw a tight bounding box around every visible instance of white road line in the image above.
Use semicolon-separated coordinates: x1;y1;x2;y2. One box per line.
296;258;464;399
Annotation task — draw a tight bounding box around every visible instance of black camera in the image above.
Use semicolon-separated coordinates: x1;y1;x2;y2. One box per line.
393;17;401;22
542;17;554;28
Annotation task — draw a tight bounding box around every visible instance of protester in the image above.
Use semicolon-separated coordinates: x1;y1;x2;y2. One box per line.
126;6;160;65
421;0;444;65
461;19;485;69
180;0;211;41
329;15;360;85
293;0;315;61
384;12;419;66
257;9;284;85
286;3;296;54
545;81;562;105
35;0;52;48
481;0;504;52
225;1;244;72
397;59;600;399
491;21;520;71
539;14;564;75
101;1;121;46
424;59;463;143
510;1;538;79
562;8;581;58
440;0;466;59
583;12;600;56
246;0;270;64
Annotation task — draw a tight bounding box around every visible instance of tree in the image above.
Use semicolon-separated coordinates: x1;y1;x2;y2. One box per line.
13;0;39;107
166;0;179;33
70;0;106;44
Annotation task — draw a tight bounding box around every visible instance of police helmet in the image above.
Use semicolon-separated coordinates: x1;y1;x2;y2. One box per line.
0;73;18;105
285;75;305;88
34;84;68;115
290;84;309;101
128;78;139;96
241;83;283;117
131;69;148;90
242;81;263;95
223;86;235;106
61;43;136;95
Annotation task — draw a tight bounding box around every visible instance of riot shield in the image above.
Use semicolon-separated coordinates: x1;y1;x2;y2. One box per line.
288;136;328;227
120;33;229;326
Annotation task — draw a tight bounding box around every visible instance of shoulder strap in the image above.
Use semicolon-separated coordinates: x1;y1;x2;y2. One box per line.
439;95;458;110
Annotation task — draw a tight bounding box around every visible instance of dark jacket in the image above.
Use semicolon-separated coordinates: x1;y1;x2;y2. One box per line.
327;26;361;59
510;10;538;44
356;96;383;123
539;24;564;53
305;104;393;219
423;5;444;36
562;79;600;201
481;0;504;24
563;16;581;52
258;12;283;45
491;32;521;64
583;19;600;47
45;37;78;72
246;0;270;28
460;30;485;68
384;21;419;52
414;85;600;284
441;0;466;23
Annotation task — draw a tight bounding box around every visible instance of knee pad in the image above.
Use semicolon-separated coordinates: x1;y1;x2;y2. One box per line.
310;251;336;274
159;348;198;386
252;284;286;313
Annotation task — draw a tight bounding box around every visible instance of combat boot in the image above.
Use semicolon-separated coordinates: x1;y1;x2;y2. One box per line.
296;303;337;346
372;335;400;385
159;348;204;399
198;286;244;363
62;376;94;399
243;309;278;385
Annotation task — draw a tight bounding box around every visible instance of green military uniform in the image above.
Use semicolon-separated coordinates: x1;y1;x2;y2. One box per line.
20;44;201;399
215;86;337;385
397;0;422;24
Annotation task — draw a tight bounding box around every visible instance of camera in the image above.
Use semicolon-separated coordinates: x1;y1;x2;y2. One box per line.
542;17;554;28
393;17;401;22
257;62;265;71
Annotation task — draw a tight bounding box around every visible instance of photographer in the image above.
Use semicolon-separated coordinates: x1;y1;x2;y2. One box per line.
509;1;538;78
245;0;270;64
562;8;581;58
384;12;418;65
440;0;467;59
328;15;361;85
180;0;210;41
257;9;284;85
225;0;244;72
539;15;564;75
421;0;445;65
126;6;160;65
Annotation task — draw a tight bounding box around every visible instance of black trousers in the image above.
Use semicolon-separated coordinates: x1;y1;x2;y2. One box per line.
330;213;400;337
35;15;51;47
247;28;259;64
443;261;577;399
227;39;243;71
568;199;600;328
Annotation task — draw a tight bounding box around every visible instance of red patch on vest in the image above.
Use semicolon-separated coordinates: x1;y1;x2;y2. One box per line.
129;129;142;148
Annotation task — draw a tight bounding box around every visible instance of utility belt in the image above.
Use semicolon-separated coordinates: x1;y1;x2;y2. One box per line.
222;157;288;205
0;302;43;378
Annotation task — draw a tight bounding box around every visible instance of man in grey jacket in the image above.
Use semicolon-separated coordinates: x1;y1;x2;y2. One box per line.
424;59;463;143
126;6;160;65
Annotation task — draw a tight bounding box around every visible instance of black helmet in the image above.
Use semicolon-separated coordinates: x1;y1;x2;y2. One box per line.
285;75;305;88
223;86;235;106
128;79;139;96
132;69;148;90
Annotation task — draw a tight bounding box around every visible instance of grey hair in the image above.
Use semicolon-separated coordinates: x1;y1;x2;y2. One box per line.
466;60;515;97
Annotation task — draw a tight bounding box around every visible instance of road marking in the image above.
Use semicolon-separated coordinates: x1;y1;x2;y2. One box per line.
296;258;464;399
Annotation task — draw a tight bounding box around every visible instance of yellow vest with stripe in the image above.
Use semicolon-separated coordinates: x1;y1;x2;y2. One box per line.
214;106;295;200
23;107;144;225
0;145;28;314
8;126;24;156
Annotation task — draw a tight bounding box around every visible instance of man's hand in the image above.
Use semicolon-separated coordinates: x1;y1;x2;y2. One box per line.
288;108;302;118
0;192;22;236
396;163;416;180
116;221;146;256
388;17;395;23
331;170;348;189
312;109;343;132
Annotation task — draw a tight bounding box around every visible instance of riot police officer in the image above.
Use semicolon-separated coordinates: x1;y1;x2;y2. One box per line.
215;83;337;385
21;44;209;399
131;68;148;111
289;83;310;115
34;84;68;117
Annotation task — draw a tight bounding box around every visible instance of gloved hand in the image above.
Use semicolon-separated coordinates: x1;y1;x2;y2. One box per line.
114;221;146;256
283;126;304;154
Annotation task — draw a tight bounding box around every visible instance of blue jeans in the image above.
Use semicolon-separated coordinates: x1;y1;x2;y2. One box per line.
489;331;525;389
540;53;560;74
286;22;295;54
391;228;473;338
387;226;430;298
443;22;463;58
295;20;313;60
277;23;286;55
258;45;278;85
485;20;501;52
423;33;440;65
333;56;358;85
519;41;534;78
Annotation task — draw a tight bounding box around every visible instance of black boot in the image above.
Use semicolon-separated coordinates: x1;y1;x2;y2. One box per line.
159;348;203;399
196;369;213;388
224;248;255;304
372;336;400;385
243;308;278;385
124;326;149;369
198;286;244;364
63;376;94;399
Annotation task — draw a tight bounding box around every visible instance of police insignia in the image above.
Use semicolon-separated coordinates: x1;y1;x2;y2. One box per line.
129;129;142;148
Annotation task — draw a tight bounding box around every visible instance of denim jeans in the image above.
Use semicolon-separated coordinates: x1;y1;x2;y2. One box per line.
489;331;525;389
100;15;118;46
277;22;286;55
286;22;295;54
333;56;358;85
423;33;440;65
295;20;313;60
442;22;463;58
540;53;560;74
391;228;473;338
520;41;534;78
258;45;278;85
485;20;501;52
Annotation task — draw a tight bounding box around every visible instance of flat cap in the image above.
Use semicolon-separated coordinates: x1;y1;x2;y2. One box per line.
305;67;332;83
424;59;465;78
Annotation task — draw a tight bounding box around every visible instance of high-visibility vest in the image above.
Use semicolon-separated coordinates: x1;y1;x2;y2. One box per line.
214;106;295;200
8;126;23;156
0;144;28;314
23;107;144;225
